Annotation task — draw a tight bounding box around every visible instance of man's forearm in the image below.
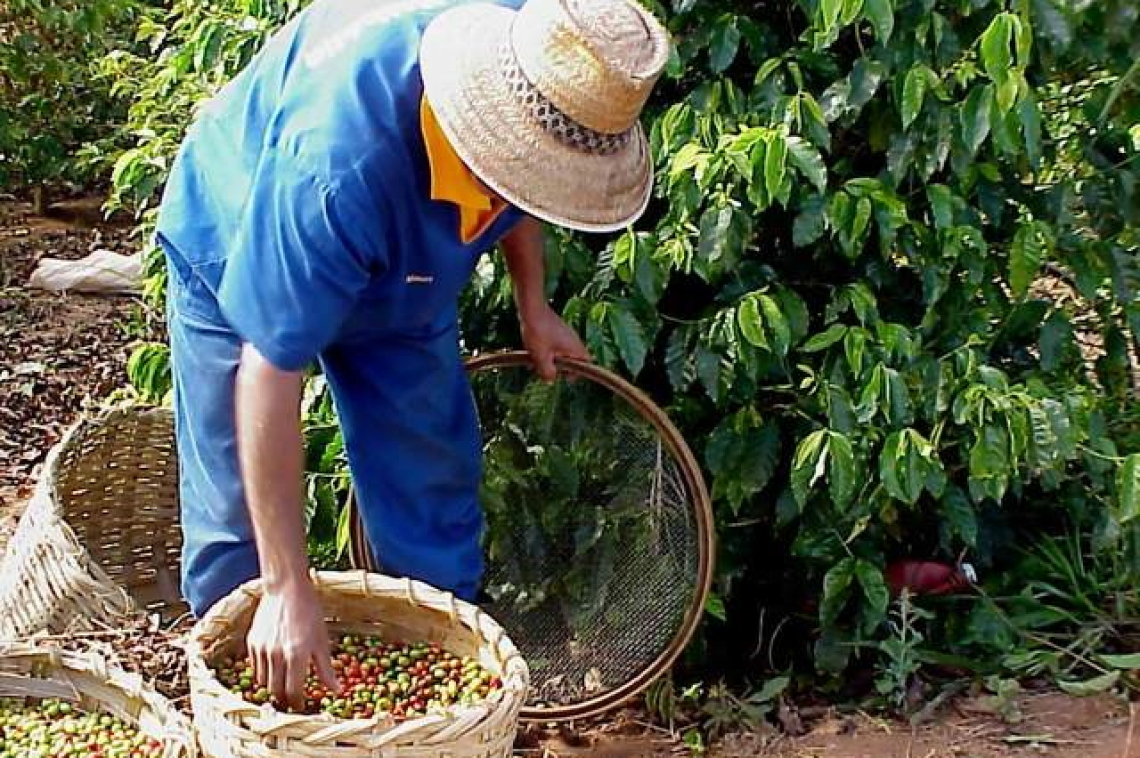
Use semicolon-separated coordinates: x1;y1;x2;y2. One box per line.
235;343;310;591
501;216;548;319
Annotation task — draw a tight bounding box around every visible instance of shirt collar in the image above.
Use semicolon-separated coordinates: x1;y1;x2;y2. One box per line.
420;97;505;243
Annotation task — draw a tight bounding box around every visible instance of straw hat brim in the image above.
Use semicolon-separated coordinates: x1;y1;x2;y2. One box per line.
420;4;653;234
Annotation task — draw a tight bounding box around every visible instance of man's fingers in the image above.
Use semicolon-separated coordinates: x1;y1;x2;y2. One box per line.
284;655;306;712
267;650;287;706
315;650;340;694
251;645;268;689
533;350;557;382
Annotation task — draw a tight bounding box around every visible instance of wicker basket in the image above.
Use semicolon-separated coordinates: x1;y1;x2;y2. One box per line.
0;643;196;757
0;406;186;639
187;571;528;758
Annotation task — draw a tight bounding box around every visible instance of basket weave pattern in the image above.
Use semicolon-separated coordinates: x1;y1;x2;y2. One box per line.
0;406;186;639
0;643;196;757
187;571;529;758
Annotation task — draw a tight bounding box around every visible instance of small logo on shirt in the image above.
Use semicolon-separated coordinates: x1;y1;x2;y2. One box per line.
406;274;434;285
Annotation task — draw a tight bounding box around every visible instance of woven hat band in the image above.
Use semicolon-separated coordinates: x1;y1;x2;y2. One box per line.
498;41;633;156
509;0;669;134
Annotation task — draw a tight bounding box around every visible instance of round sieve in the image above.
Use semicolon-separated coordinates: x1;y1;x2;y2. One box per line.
347;350;715;721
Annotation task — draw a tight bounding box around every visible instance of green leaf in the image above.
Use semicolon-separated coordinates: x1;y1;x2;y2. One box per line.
794;196;828;247
820;0;844;32
902;65;930;128
787;136;827;192
927;184;954;229
335;496;353;558
855;560;889;627
851;197;872;247
961;85;994;155
1117;454;1140;524
670;143;709;178
608;306;649;377
127;342;173;403
828;432;858;508
840;0;864;26
979;14;1013;84
941;486;978;548
698;204;735;264
705;593;728;621
803;324;848;352
709;15;741;74
792;430;830;506
741;423;782;497
1018;93;1043;169
821;557;857;626
1039;312;1074;372
969;424;1011;503
846;329;869;379
765;134;788;200
776;288;811;345
753;676;791;704
1098;651;1140;670
800;92;832;150
1100;653;1140;670
814;628;851;674
879;431;907;502
760;294;791;355
995;74;1020;116
635;247;667;305
863;0;894;42
696;345;723;403
746;139;771;209
1057;672;1120;697
1009;223;1044;299
884;367;912;426
737;296;769;350
665;327;696;391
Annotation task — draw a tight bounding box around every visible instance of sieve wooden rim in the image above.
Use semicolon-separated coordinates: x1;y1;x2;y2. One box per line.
347;349;716;722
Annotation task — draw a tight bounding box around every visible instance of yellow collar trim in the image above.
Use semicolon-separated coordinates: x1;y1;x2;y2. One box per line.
420;97;506;244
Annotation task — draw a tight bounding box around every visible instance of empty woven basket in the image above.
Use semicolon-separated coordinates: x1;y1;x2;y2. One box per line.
0;405;186;639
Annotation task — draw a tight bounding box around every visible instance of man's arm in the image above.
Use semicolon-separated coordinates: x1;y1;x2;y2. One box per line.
236;344;338;709
500;216;590;380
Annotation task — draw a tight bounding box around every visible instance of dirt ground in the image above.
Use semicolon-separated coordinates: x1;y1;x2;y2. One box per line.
0;198;158;547
0;200;1136;758
510;690;1137;757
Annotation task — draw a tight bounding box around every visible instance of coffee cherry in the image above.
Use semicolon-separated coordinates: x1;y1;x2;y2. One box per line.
0;698;163;757
211;634;505;722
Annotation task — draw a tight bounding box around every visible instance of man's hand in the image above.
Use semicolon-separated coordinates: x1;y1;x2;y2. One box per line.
500;216;591;381
520;303;591;382
247;578;339;711
234;343;339;710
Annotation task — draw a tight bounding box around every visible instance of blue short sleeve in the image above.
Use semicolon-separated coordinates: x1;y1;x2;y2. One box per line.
216;152;386;371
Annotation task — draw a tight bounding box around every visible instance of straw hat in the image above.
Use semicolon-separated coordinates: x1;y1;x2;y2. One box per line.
420;0;671;233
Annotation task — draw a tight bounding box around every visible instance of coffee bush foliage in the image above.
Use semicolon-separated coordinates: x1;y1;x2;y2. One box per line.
106;0;1139;684
0;0;146;207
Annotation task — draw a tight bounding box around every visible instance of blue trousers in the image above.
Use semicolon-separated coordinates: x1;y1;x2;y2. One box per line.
167;258;484;617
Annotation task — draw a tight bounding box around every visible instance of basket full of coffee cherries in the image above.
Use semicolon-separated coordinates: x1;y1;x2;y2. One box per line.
186;571;528;758
0;645;195;758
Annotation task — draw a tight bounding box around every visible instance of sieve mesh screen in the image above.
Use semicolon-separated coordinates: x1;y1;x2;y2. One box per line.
470;363;701;710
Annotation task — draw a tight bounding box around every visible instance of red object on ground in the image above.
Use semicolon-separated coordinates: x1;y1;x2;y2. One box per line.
884;560;974;596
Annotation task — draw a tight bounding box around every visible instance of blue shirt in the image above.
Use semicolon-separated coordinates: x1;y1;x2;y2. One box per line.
157;0;526;372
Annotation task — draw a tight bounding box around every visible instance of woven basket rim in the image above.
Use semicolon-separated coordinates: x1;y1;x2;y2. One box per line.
185;570;528;749
0;642;196;757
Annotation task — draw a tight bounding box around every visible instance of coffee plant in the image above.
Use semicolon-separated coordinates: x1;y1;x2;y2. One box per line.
0;0;145;211
105;0;1140;691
